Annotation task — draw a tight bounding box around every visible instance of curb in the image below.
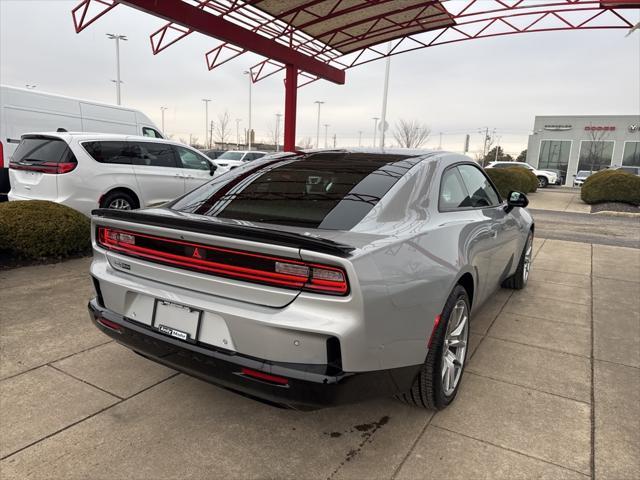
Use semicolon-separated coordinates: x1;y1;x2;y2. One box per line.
591;210;640;218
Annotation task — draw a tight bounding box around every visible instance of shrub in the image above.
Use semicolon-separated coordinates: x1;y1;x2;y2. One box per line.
581;170;640;205
0;200;91;260
486;167;538;199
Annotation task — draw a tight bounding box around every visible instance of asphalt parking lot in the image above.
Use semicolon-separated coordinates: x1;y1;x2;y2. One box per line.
1;202;639;479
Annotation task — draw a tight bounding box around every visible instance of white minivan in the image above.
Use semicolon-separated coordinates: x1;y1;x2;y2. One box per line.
8;133;225;216
0;85;163;194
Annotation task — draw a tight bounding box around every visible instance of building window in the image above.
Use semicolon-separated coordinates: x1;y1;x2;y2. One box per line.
538;140;571;180
622;142;640;167
578;141;614;172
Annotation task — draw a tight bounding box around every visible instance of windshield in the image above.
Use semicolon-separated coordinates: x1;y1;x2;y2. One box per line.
171;152;423;230
217;151;244;160
576;171;591;177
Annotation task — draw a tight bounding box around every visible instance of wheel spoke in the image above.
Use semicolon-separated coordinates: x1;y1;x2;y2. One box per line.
440;299;469;396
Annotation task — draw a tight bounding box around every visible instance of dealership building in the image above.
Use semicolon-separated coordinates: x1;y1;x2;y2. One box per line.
526;115;640;185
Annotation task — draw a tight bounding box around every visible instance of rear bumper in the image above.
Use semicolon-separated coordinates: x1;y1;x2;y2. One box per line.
88;299;421;409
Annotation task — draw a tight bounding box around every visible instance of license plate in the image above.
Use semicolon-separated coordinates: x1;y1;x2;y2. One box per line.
152;300;202;344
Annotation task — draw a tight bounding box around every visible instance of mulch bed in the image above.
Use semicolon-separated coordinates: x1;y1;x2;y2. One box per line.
591;202;640;215
0;251;91;270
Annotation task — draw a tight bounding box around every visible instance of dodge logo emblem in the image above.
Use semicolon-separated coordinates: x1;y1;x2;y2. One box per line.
192;247;203;259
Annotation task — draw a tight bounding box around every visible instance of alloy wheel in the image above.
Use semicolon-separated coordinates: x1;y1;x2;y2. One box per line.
523;235;533;283
108;198;132;210
441;299;469;396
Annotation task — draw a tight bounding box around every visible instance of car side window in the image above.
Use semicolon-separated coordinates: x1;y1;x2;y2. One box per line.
142;127;162;138
439;167;471;210
133;142;178;168
457;164;501;207
176;146;209;170
83;141;135;164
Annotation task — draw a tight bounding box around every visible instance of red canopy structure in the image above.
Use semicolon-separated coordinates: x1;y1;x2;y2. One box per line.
72;0;639;151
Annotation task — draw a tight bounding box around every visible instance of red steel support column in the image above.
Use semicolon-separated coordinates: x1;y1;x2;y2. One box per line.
284;64;298;152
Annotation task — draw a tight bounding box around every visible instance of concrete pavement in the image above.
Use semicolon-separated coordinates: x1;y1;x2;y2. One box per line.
1;239;638;479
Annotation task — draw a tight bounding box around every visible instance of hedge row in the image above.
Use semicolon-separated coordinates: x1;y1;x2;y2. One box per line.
485;167;538;199
581;170;640;206
0;200;91;261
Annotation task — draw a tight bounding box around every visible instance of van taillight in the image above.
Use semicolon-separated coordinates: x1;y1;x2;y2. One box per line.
9;161;77;174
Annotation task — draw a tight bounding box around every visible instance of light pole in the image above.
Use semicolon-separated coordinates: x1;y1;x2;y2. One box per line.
275;113;283;151
372;117;379;147
202;99;211;148
379;42;392;149
160;106;168;134
358;131;362;147
106;33;127;105
323;124;330;148
243;71;253;149
314;101;324;148
235;118;241;149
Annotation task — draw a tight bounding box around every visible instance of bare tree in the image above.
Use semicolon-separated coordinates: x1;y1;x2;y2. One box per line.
213;110;231;147
392;119;431;148
178;137;188;145
297;137;313;149
583;125;611;171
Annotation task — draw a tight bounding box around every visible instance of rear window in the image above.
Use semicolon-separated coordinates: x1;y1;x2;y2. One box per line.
171;152;423;230
12;137;75;164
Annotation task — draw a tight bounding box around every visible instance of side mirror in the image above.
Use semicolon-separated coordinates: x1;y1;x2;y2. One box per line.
505;191;528;213
208;161;217;176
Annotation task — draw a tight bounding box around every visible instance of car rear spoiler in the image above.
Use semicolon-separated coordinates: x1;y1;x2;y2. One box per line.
91;209;355;257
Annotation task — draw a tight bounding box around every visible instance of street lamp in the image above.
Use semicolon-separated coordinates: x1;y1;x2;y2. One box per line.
235;118;241;149
106;33;127;105
243;70;253;149
314;101;324;148
202;99;211;148
323;124;330;148
372;117;379;147
275;113;283;151
379;42;392;149
160;106;168;134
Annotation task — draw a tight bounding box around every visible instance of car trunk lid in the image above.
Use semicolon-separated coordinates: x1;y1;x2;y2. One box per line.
9;135;76;200
92;208;356;308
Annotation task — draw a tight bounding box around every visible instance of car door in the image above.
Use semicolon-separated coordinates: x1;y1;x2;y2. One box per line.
130;141;185;207
174;145;213;193
457;163;519;292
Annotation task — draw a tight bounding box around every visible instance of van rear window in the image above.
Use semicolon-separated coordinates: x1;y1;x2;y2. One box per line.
171;152;423;230
12;137;74;164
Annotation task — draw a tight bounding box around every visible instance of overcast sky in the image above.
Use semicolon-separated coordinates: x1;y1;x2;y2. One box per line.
1;0;639;155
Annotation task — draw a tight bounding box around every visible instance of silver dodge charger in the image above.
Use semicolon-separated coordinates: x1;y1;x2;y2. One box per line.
88;150;534;410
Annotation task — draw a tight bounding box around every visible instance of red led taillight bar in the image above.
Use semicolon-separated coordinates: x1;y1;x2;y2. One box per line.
97;227;349;295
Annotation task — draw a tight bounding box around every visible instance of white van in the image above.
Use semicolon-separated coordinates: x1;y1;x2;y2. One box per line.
0;85;163;194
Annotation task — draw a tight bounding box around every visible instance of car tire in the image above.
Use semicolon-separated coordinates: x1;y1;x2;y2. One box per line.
537;176;548;188
502;230;533;290
396;285;470;410
100;190;138;210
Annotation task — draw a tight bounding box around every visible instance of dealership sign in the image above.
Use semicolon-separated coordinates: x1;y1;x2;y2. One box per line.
544;124;572;131
584;126;616;131
629;124;639;133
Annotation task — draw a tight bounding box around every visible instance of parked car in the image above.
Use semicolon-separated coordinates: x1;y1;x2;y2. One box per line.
202;149;226;160
573;170;593;187
612;166;640;176
88;150;534;410
213;150;267;169
8;132;225;216
1;84;163;195
486;161;558;188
